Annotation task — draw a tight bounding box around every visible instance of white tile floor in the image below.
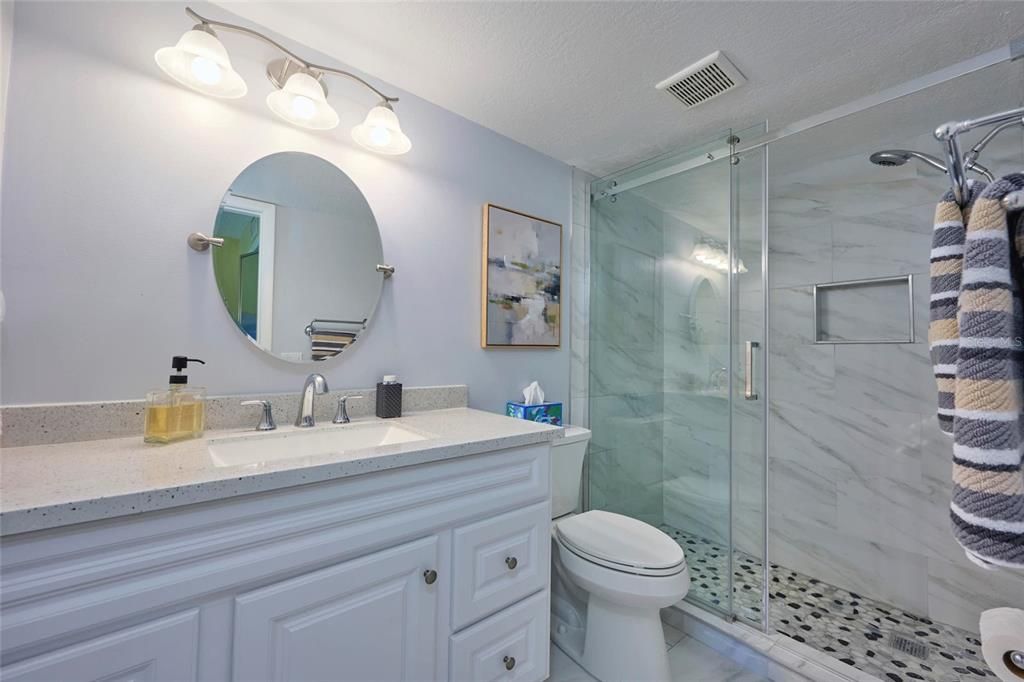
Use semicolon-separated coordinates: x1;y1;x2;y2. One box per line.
548;621;772;682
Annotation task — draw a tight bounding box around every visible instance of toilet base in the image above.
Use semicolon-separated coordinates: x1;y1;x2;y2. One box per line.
583;595;671;681
551;588;672;682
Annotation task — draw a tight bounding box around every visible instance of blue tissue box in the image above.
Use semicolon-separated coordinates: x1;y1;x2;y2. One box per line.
506;401;563;426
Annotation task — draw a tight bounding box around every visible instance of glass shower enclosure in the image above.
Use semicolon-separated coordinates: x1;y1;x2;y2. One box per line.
587;127;767;624
583;48;1024;682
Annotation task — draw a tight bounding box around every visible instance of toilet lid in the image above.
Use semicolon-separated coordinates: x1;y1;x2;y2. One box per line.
555;510;685;572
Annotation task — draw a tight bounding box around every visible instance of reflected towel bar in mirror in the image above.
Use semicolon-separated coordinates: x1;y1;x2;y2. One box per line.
304;318;368;337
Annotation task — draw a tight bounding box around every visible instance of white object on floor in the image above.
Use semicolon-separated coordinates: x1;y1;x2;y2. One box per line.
549;427;691;682
980;608;1024;682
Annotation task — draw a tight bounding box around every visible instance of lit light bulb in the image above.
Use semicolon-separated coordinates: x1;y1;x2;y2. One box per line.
352;102;411;155
266;71;338;130
369;126;392;146
290;95;316;120
190;56;222;85
154;28;246;98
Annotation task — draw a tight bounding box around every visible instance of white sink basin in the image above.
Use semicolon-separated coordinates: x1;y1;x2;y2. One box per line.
208;422;431;468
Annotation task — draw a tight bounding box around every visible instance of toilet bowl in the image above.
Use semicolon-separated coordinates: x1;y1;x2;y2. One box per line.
550;428;690;682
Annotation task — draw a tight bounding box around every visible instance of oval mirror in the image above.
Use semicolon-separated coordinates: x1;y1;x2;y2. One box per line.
212;152;384;363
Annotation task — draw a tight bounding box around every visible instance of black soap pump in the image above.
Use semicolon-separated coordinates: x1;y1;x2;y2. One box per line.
144;356;207;444
376;375;403;418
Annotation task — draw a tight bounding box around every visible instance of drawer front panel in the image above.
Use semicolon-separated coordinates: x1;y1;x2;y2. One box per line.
0;609;199;682
449;591;548;682
452;502;550;629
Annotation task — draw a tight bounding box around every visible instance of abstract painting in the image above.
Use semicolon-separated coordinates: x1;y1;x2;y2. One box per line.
482;204;562;347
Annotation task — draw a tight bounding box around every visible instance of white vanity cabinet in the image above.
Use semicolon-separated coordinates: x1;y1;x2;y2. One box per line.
0;443;552;682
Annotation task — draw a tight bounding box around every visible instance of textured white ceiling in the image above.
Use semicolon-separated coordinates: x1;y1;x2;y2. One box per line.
218;1;1023;177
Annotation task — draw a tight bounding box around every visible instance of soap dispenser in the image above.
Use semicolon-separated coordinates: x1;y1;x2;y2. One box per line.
144;356;207;444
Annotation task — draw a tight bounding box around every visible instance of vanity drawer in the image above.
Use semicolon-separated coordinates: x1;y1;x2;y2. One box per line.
449;590;549;682
452;501;550;629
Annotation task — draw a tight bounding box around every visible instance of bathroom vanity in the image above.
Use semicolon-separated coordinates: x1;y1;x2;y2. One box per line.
0;408;560;682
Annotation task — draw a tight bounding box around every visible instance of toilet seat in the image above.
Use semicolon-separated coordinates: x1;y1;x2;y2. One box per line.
555;510;687;577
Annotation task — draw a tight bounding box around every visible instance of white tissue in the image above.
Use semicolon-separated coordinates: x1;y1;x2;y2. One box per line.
980;608;1024;682
522;381;545;405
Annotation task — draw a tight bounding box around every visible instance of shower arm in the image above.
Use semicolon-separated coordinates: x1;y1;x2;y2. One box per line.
936;107;1024;205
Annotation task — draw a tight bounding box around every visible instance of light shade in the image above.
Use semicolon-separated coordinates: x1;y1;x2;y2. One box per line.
266;72;339;130
154;28;247;99
352;104;412;155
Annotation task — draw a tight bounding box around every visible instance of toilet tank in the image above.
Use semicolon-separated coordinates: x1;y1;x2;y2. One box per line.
551;426;592;518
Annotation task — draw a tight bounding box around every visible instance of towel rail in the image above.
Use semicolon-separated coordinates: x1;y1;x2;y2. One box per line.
304;318;367;337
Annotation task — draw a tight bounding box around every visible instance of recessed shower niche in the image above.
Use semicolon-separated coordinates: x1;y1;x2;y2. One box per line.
813;275;914;344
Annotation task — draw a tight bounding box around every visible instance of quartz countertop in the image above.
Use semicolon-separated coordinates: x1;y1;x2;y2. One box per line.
0;408;563;536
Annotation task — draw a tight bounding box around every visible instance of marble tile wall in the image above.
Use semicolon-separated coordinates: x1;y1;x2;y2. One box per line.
586;190;667;526
579;156;766;560
569;167;594;430
661;206;733;544
766;137;1024;633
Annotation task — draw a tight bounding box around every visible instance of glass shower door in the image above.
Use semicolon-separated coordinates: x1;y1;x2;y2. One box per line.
587;131;766;621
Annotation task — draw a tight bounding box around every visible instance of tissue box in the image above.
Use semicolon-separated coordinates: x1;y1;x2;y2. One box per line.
506;401;563;426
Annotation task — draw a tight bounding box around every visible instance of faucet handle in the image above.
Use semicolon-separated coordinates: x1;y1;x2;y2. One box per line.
333;395;364;424
241;400;276;431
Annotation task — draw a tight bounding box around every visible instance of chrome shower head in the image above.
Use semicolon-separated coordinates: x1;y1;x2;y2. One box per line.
869;148;994;181
870;149;948;173
869;150;912;167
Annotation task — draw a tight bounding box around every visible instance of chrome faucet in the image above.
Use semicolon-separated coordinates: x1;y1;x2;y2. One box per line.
295;373;329;427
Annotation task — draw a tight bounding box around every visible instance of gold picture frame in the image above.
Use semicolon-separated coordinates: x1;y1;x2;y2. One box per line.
481;203;562;348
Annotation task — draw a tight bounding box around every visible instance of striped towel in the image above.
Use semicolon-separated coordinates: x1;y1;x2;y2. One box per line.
310;330;357;361
947;174;1024;568
930;181;985;434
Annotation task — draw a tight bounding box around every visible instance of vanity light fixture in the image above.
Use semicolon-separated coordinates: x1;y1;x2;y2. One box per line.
156;7;411;153
352;101;412;155
154;24;247;98
265;64;339;130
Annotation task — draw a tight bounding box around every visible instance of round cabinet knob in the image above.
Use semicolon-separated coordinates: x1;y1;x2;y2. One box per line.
505;556;518;570
503;656;516;671
423;569;437;585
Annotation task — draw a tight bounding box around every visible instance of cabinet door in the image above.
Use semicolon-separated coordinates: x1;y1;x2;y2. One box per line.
1;610;199;682
233;536;441;682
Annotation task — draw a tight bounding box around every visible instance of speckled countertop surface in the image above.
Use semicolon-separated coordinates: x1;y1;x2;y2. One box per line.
0;408;562;537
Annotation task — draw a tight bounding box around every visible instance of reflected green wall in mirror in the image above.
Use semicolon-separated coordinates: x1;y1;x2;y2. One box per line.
212;210;260;333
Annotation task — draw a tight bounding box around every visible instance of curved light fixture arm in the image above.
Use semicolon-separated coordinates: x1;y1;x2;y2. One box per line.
184;6;399;104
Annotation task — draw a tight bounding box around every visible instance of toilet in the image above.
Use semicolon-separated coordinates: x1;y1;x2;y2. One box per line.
550;427;691;682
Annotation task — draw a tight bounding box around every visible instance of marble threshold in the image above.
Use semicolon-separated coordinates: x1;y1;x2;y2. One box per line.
663;601;883;682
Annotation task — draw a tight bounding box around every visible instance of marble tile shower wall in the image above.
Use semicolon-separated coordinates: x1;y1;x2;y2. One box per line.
587;191;666;525
662;212;731;547
570;167;594;430
766;143;1024;633
585;181;742;540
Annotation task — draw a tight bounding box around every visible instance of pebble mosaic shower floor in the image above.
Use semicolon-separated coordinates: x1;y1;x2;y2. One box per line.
659;526;996;682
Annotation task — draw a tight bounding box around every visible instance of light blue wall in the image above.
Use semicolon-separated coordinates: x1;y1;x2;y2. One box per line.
0;2;572;410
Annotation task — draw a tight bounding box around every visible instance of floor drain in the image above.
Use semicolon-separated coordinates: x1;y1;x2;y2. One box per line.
888;632;930;660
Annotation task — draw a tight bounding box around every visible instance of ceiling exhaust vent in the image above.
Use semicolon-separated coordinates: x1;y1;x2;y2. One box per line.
656;51;746;109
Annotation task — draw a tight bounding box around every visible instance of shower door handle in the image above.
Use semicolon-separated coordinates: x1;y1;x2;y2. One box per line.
744;341;759;400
